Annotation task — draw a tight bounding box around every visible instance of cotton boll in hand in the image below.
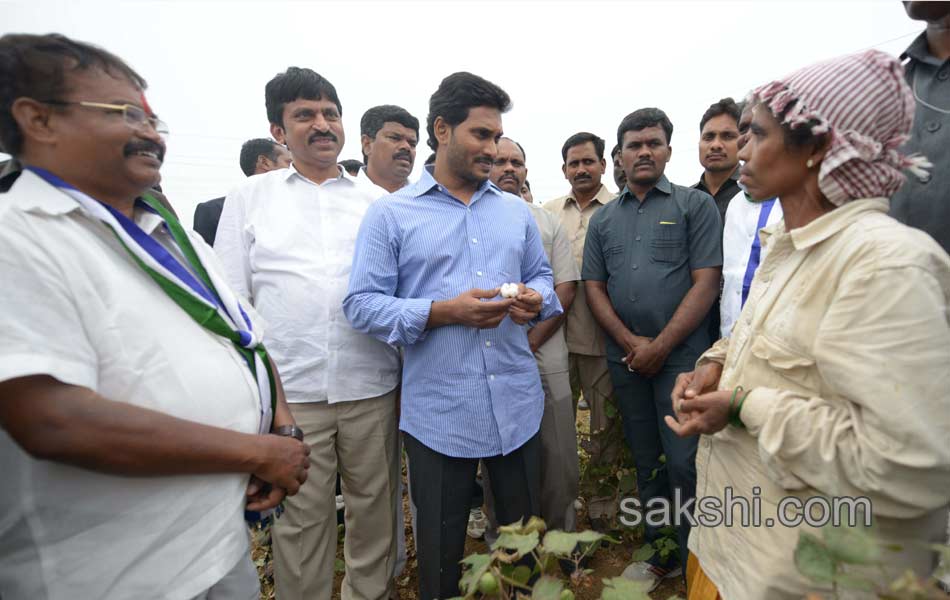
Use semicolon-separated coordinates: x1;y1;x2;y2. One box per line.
500;283;520;298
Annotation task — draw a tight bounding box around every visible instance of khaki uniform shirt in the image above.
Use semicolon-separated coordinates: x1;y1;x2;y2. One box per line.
690;199;950;598
528;203;580;374
543;184;616;356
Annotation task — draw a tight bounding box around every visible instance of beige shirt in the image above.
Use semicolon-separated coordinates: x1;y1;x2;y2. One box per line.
543;184;616;356
690;199;950;598
528;203;580;374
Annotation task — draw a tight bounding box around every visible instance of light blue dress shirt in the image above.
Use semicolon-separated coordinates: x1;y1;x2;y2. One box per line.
343;167;562;458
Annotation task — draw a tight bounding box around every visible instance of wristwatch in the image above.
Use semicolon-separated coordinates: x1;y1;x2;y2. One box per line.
272;424;304;441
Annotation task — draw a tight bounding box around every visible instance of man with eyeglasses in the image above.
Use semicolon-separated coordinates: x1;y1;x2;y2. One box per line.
0;33;309;599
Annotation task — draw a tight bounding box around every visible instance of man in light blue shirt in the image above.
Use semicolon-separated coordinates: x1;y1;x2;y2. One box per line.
344;71;561;600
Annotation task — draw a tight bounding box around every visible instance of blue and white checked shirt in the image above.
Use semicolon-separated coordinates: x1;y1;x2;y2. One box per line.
343;167;562;458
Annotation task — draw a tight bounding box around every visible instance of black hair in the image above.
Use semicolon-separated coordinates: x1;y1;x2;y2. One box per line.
0;33;147;156
239;138;282;177
617;108;674;146
338;159;363;175
424;152;436;166
771;99;829;150
610;143;621;159
426;71;511;151
561;132;605;163
265;67;341;128
699;97;741;132
500;136;526;162
523;179;531;190
360;104;419;139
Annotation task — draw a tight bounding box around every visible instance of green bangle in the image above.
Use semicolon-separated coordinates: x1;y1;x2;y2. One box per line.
728;386;744;417
731;389;751;428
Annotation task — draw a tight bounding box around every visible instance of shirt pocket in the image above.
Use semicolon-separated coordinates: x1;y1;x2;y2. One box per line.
650;221;687;264
749;334;819;391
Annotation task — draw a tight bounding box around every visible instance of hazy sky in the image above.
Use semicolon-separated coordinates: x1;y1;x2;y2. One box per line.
3;0;921;227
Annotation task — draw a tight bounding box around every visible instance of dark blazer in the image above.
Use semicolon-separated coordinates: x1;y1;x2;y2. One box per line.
193;197;225;246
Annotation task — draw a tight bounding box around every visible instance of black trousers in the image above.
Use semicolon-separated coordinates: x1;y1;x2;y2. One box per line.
404;431;541;600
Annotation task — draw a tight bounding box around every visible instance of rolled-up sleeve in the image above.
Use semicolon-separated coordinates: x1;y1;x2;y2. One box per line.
520;208;561;321
343;201;433;346
741;265;950;518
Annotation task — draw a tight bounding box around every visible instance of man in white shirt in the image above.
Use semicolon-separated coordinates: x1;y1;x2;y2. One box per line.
0;33;309;600
214;67;402;600
720;102;783;338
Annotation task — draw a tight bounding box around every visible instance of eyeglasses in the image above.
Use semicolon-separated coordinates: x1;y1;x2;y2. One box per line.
43;100;169;136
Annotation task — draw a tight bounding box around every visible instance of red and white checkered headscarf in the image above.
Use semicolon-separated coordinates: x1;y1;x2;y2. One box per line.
751;49;932;206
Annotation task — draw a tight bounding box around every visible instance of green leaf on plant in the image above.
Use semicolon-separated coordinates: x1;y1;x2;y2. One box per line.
832;571;875;591
600;577;652;600
491;530;540;557
794;532;836;583
823;523;881;565
619;471;637;493
542;530;581;555
458;553;491;595
334;558;346;573
531;575;565;600
630;543;655;562
511;565;532;586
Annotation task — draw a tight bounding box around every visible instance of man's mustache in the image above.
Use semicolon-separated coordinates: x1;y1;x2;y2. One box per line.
393;150;412;163
308;131;338;144
123;140;165;162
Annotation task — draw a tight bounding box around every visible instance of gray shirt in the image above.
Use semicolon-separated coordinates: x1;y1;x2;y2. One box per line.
582;175;722;367
889;33;950;254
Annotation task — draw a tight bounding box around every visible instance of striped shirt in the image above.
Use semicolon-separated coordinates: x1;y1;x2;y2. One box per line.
343;167;561;458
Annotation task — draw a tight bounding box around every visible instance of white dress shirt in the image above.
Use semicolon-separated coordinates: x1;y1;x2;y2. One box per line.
721;190;783;338
0;170;260;599
214;165;400;404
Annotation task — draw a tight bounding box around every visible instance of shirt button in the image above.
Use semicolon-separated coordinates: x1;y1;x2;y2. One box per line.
927;120;941;133
485;340;492;347
638;209;644;214
635;235;641;242
632;264;639;270
631;296;638;302
938;68;950;81
472;238;478;244
476;271;483;276
919;172;932;184
489;374;495;381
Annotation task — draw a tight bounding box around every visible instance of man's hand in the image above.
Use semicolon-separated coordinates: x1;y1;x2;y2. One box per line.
245;475;287;511
253;435;310;496
619;331;653;367
665;362;725;436
628;338;671;378
665;389;732;437
509;284;542;325
434;288;514;329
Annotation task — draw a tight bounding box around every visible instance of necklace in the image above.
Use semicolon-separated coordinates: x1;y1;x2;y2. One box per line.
912;68;950;115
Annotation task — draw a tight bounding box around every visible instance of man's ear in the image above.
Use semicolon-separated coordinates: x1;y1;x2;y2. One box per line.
361;134;373;162
270;122;286;145
561;163;568;179
11;97;59;148
433;116;452;149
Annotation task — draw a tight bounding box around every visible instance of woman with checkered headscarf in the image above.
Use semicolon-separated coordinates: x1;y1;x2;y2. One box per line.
665;49;950;599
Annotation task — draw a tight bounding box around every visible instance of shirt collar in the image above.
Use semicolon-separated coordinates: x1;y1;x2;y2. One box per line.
284;162;348;185
695;165;740;191
618;174;672;204
901;32;945;67
17;169;174;235
563;183;615;209
410;165;501;202
788;198;889;250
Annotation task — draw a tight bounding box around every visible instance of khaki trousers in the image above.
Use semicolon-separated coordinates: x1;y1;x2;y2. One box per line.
569;353;621;521
273;390;400;600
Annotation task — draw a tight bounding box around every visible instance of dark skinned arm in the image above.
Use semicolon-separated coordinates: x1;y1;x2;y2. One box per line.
527;281;576;353
0;375;310;496
630;266;721;377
